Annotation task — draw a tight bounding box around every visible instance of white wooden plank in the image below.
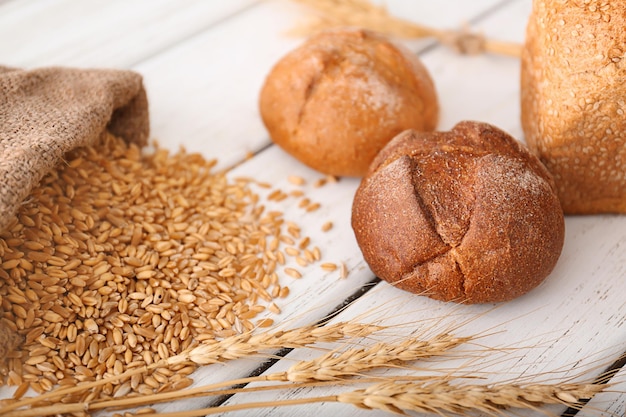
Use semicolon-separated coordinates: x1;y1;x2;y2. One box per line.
430;49;525;138
579;365;626;416
213;0;626;414
432;0;531;138
4;0;626;416
0;0;256;68
217;214;626;417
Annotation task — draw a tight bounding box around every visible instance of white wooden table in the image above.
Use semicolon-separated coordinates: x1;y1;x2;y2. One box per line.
1;1;625;416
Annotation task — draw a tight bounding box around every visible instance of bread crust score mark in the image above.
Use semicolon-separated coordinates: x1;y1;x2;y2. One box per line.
352;122;565;304
295;48;352;149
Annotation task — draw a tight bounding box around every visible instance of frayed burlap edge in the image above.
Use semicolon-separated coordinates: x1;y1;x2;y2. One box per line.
0;65;150;234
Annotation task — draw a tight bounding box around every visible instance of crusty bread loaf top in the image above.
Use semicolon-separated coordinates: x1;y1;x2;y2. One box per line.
521;0;626;213
352;122;564;303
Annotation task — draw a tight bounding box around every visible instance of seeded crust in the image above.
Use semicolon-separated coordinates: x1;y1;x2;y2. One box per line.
521;0;626;213
259;28;438;177
351;121;565;304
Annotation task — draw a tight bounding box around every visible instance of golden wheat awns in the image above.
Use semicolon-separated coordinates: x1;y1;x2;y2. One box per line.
1;317;619;417
336;380;606;414
290;0;439;38
289;0;522;57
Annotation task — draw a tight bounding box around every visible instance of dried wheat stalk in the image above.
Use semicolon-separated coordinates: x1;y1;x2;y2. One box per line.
176;320;386;365
2;330;470;416
0;320;385;415
269;332;471;382
289;0;522;57
96;379;606;417
336;380;605;415
3;320;619;417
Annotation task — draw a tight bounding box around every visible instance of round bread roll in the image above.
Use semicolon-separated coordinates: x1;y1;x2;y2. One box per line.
521;0;626;213
351;121;565;304
259;28;438;177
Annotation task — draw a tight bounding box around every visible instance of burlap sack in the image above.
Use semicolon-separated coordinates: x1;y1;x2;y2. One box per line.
0;65;150;234
0;66;150;356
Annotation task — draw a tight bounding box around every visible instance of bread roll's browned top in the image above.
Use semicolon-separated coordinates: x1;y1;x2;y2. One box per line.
259;28;438;177
352;121;565;304
521;0;626;213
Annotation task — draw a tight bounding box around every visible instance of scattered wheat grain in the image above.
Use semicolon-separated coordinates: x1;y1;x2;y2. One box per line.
321;263;338;272
287;175;306;186
284;268;302;279
0;132;325;400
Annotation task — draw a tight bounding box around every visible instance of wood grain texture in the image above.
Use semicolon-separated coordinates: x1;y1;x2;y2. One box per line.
218;1;626;414
581;366;626;417
1;0;625;415
0;0;256;68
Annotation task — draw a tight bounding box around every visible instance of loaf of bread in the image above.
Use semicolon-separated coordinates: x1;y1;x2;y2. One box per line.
259;28;438;177
521;0;626;213
351;121;565;303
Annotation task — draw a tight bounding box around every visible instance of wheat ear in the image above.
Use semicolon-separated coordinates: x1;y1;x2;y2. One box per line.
175;320;385;365
289;0;522;57
0;321;384;415
103;380;607;417
2;331;470;417
336;380;606;415
106;332;469;409
270;332;471;382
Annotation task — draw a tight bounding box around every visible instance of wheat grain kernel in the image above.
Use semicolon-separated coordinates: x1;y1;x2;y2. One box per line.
268;303;281;314
285;247;300;257
257;318;274;328
321;263;338;271
287;175;306;186
298;237;310;249
340;262;349;279
279;286;290;298
284;268;302;279
306;202;321;212
12;382;29;400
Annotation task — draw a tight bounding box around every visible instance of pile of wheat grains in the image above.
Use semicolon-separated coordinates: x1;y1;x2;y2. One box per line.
0;132;324;400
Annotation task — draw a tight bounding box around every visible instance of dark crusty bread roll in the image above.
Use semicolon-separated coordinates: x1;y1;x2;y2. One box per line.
259;28;438;177
521;0;626;213
351;121;565;304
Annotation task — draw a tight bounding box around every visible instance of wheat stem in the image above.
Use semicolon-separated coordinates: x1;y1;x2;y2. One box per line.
85;380;606;417
289;0;522;57
82;333;462;412
139;396;340;417
1;331;467;417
